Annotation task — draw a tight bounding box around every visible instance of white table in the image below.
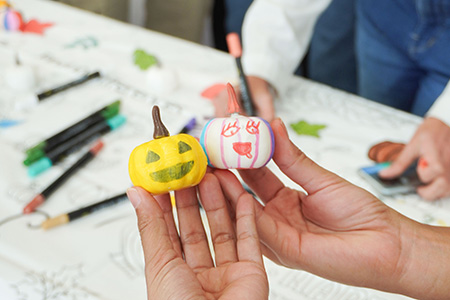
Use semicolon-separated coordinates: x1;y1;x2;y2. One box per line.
1;1;449;299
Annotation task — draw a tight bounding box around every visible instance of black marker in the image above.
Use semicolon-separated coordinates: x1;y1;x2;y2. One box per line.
16;72;102;110
38;71;101;101
23;140;104;214
40;193;128;230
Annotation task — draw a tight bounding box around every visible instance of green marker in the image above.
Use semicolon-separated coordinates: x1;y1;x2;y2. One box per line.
24;100;120;166
27;114;126;177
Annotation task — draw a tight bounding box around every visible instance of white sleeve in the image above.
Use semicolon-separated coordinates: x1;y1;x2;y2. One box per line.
426;81;450;127
241;0;331;93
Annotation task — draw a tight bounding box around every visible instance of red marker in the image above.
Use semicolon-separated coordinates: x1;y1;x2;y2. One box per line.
23;140;104;214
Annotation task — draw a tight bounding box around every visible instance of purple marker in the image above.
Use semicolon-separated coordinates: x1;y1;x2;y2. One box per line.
179;117;197;134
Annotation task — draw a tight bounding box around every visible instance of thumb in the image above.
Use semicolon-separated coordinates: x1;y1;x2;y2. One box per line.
378;143;419;178
271;118;345;194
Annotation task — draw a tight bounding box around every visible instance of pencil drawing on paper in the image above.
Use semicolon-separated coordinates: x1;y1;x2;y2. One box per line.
10;264;98;300
110;222;145;279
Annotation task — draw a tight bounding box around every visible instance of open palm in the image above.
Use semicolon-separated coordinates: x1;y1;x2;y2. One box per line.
214;119;415;291
128;174;268;300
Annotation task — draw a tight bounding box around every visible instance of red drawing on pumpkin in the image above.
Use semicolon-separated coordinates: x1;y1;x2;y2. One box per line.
246;120;260;135
222;120;240;137
233;142;253;159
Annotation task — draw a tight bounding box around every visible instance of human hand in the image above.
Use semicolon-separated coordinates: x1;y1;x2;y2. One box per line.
212;76;275;121
126;174;268;300
214;118;416;294
379;117;450;200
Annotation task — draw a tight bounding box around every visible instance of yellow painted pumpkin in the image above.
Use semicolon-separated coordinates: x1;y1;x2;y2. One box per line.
129;106;207;194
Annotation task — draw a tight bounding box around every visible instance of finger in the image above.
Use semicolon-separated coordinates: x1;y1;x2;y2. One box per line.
214;169;295;262
199;173;238;266
248;76;275;122
175;186;214;272
270;118;344;195
416;155;444;184
235;194;263;265
417;177;448;201
383;143;405;162
238;167;285;204
378;142;420;179
126;187;175;267
153;192;182;257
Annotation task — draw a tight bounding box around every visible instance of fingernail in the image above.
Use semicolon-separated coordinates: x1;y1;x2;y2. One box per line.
278;118;289;138
418;158;428;169
126;187;142;209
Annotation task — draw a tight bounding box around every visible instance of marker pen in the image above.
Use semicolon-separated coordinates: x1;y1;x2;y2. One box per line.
24;100;120;165
226;33;256;116
27;114;126;177
40;193;128;229
23;140;104;214
16;71;102;110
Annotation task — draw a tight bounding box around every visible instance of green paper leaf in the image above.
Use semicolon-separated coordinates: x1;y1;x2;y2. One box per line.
133;49;158;70
290;120;327;138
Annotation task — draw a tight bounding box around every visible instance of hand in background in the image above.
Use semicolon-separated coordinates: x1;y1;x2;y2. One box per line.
379;117;450;200
212;76;275;121
126;174;268;300
214;118;426;297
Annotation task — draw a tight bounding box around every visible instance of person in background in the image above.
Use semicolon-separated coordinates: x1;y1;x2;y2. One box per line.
145;0;212;44
214;0;450;200
127;118;450;300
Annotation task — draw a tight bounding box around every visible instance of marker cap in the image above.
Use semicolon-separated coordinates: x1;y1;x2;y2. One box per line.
101;100;121;119
226;32;242;58
28;157;52;177
24;147;46;166
107;114;126;130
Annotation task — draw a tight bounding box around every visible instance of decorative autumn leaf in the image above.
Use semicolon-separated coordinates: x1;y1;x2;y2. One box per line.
21;19;53;35
133;49;158;70
290;120;327;138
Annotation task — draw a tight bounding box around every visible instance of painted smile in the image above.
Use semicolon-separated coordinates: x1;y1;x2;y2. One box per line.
150;161;194;183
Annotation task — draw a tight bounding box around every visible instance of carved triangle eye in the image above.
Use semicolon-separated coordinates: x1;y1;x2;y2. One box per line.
146;150;160;163
178;141;192;154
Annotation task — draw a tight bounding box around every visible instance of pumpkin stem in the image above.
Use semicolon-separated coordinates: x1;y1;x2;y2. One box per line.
152;105;170;139
227;83;240;115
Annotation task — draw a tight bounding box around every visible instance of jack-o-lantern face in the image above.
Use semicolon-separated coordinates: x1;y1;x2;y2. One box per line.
129;106;207;194
200;83;274;169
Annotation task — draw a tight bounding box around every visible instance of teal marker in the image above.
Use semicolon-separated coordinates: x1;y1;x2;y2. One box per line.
24;100;121;166
361;162;392;175
28;114;126;177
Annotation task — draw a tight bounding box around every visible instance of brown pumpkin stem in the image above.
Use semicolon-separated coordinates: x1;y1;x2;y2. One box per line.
152;105;170;139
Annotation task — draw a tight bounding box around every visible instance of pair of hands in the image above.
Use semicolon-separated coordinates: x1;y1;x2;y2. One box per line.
127;119;434;300
214;78;450;201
